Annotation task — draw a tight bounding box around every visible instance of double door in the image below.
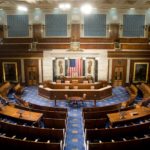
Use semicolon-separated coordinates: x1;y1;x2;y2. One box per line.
113;66;124;86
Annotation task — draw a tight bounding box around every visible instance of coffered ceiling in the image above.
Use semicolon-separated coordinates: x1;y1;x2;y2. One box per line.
0;0;150;10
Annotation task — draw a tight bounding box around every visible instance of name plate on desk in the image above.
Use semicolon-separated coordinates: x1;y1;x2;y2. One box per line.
130;111;138;116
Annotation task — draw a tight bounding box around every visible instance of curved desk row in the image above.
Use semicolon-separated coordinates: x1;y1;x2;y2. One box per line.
38;85;112;101
0;104;43;126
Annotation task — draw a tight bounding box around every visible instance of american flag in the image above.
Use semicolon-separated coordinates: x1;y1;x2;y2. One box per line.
67;59;83;77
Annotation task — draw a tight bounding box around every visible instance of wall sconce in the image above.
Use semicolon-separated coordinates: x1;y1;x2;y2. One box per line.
4;25;8;30
144;25;148;30
28;24;32;30
67;24;70;29
81;24;84;29
119;24;123;29
42;24;45;29
106;24;109;30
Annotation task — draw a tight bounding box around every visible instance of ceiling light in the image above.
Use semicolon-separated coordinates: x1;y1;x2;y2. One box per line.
80;4;92;14
26;0;37;3
59;3;71;11
17;5;28;12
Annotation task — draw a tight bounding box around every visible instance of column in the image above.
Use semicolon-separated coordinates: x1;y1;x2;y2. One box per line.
38;58;42;83
108;58;112;83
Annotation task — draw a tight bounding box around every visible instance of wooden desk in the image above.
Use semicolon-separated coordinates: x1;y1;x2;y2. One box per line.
49;82;102;89
38;85;112;102
0;105;43;125
107;107;150;126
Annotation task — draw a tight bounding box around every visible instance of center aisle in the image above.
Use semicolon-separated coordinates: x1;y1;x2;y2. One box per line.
65;107;85;150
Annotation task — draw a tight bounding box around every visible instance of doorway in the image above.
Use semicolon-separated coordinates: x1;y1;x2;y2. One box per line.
27;66;38;85
113;66;124;86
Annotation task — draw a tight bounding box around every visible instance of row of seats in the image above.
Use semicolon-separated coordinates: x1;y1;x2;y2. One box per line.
137;83;150;98
84;105;150;149
0;82;12;98
82;99;150;149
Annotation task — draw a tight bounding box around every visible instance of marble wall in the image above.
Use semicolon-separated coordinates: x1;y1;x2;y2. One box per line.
43;49;108;81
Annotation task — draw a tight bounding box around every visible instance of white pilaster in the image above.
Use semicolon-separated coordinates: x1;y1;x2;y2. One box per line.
108;59;112;83
38;58;42;83
21;59;25;83
126;59;130;83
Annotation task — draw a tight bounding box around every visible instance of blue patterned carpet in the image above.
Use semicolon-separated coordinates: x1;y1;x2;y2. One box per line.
19;86;130;150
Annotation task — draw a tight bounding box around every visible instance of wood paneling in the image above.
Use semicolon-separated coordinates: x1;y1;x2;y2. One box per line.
112;59;127;86
3;38;32;43
38;85;112;100
0;44;30;50
24;59;39;85
80;44;114;49
0;25;4;39
37;43;70;49
120;38;149;43
38;38;70;43
0;52;43;58
108;51;150;58
148;26;150;40
121;44;150;50
80;38;113;43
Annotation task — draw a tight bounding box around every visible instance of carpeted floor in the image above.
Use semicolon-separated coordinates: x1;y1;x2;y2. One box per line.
18;86;130;150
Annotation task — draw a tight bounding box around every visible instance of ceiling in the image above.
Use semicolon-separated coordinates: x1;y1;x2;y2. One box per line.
0;0;150;10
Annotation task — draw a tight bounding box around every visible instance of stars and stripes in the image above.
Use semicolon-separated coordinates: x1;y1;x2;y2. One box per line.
67;59;83;77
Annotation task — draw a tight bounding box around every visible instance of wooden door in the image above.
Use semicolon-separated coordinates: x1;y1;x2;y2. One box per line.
27;66;38;85
112;59;127;87
113;66;124;86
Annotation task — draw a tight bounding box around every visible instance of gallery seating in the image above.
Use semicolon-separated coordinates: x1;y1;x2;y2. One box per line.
13;83;25;95
86;137;150;150
137;83;150;98
0;82;12;98
0;120;66;143
83;105;135;120
82;103;122;112
0;136;63;150
126;84;138;96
